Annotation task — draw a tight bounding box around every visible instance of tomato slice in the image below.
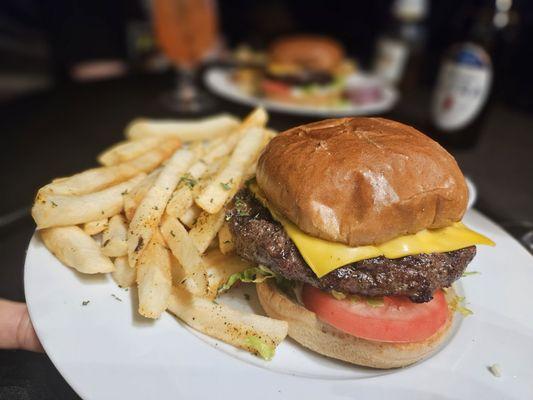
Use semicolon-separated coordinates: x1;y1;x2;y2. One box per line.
261;79;291;96
302;285;449;343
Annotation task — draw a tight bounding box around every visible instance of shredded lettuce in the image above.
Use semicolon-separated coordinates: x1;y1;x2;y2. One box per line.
449;295;473;316
349;295;362;303
444;288;474;316
330;291;384;307
335;99;351;108
366;297;385;307
462;271;480;277
299;75;346;95
218;265;275;293
218;265;295;297
330;290;347;300
245;335;275;361
333;75;347;89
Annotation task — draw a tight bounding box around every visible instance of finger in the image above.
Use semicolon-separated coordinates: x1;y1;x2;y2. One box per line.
0;299;43;352
16;306;44;353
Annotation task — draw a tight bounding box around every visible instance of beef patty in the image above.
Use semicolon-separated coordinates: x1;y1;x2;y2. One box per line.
264;70;334;86
226;189;476;303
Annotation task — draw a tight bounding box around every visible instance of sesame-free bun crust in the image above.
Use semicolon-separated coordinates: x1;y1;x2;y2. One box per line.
268;35;345;72
256;118;468;246
256;281;454;369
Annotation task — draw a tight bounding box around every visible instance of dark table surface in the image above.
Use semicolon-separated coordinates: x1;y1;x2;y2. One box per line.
0;72;532;400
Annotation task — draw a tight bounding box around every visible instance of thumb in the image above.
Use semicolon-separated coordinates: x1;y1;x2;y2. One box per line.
0;299;44;352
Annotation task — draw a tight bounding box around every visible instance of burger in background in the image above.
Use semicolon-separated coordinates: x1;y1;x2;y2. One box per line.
225;117;494;368
232;35;383;107
260;35;354;106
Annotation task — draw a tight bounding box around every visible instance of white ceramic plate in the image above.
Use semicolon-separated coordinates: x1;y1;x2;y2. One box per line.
204;68;399;117
25;209;533;400
466;176;477;209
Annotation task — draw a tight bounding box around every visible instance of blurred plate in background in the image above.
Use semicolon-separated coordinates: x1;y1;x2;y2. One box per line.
204;68;398;117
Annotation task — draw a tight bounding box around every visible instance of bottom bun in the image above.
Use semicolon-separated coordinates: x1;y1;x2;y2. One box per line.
256;281;454;369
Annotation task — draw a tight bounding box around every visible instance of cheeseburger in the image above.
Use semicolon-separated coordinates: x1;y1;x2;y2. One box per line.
226;118;493;368
234;35;355;107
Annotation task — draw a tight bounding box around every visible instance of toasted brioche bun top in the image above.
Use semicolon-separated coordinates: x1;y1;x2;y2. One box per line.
268;35;345;73
256;117;468;246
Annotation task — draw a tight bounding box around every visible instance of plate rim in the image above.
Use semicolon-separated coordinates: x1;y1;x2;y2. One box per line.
204;67;399;117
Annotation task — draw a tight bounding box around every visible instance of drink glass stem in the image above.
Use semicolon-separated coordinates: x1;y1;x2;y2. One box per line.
175;67;200;111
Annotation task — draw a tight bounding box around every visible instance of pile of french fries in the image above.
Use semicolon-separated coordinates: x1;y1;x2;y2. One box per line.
32;108;289;359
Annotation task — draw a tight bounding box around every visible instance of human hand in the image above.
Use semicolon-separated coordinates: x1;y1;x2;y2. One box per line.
0;298;43;352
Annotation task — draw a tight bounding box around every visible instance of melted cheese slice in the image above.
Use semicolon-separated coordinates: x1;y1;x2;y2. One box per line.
280;216;494;277
250;184;495;278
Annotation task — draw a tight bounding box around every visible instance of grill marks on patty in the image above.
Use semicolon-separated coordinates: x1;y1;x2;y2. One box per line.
226;189;476;303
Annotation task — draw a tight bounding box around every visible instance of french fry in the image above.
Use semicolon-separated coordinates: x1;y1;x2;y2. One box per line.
136;231;172;319
160;216;207;296
163;145;212;220
244;161;257;181
178;205;202;228
239;107;268;132
166;139;235;218
82;218;108;235
123;168;160;221
169;257;186;287
195;127;266;214
189;210;226;254
182;107;265;209
39;139;179;196
167;285;288;358
112;256;136;288
98;137;164;166
127;148;195;267
264;128;278;140
194;107;266;202
218;223;234;255
101;214;128;257
203;248;250;299
40;226;114;274
195;133;241;166
32;107;296;359
126;114;240;142
51;176;69;183
166;186;194;220
32;174;145;229
238;124;270;182
189;156;227;195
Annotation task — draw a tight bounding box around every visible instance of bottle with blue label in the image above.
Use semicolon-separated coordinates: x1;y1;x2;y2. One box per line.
430;3;501;149
431;44;492;142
